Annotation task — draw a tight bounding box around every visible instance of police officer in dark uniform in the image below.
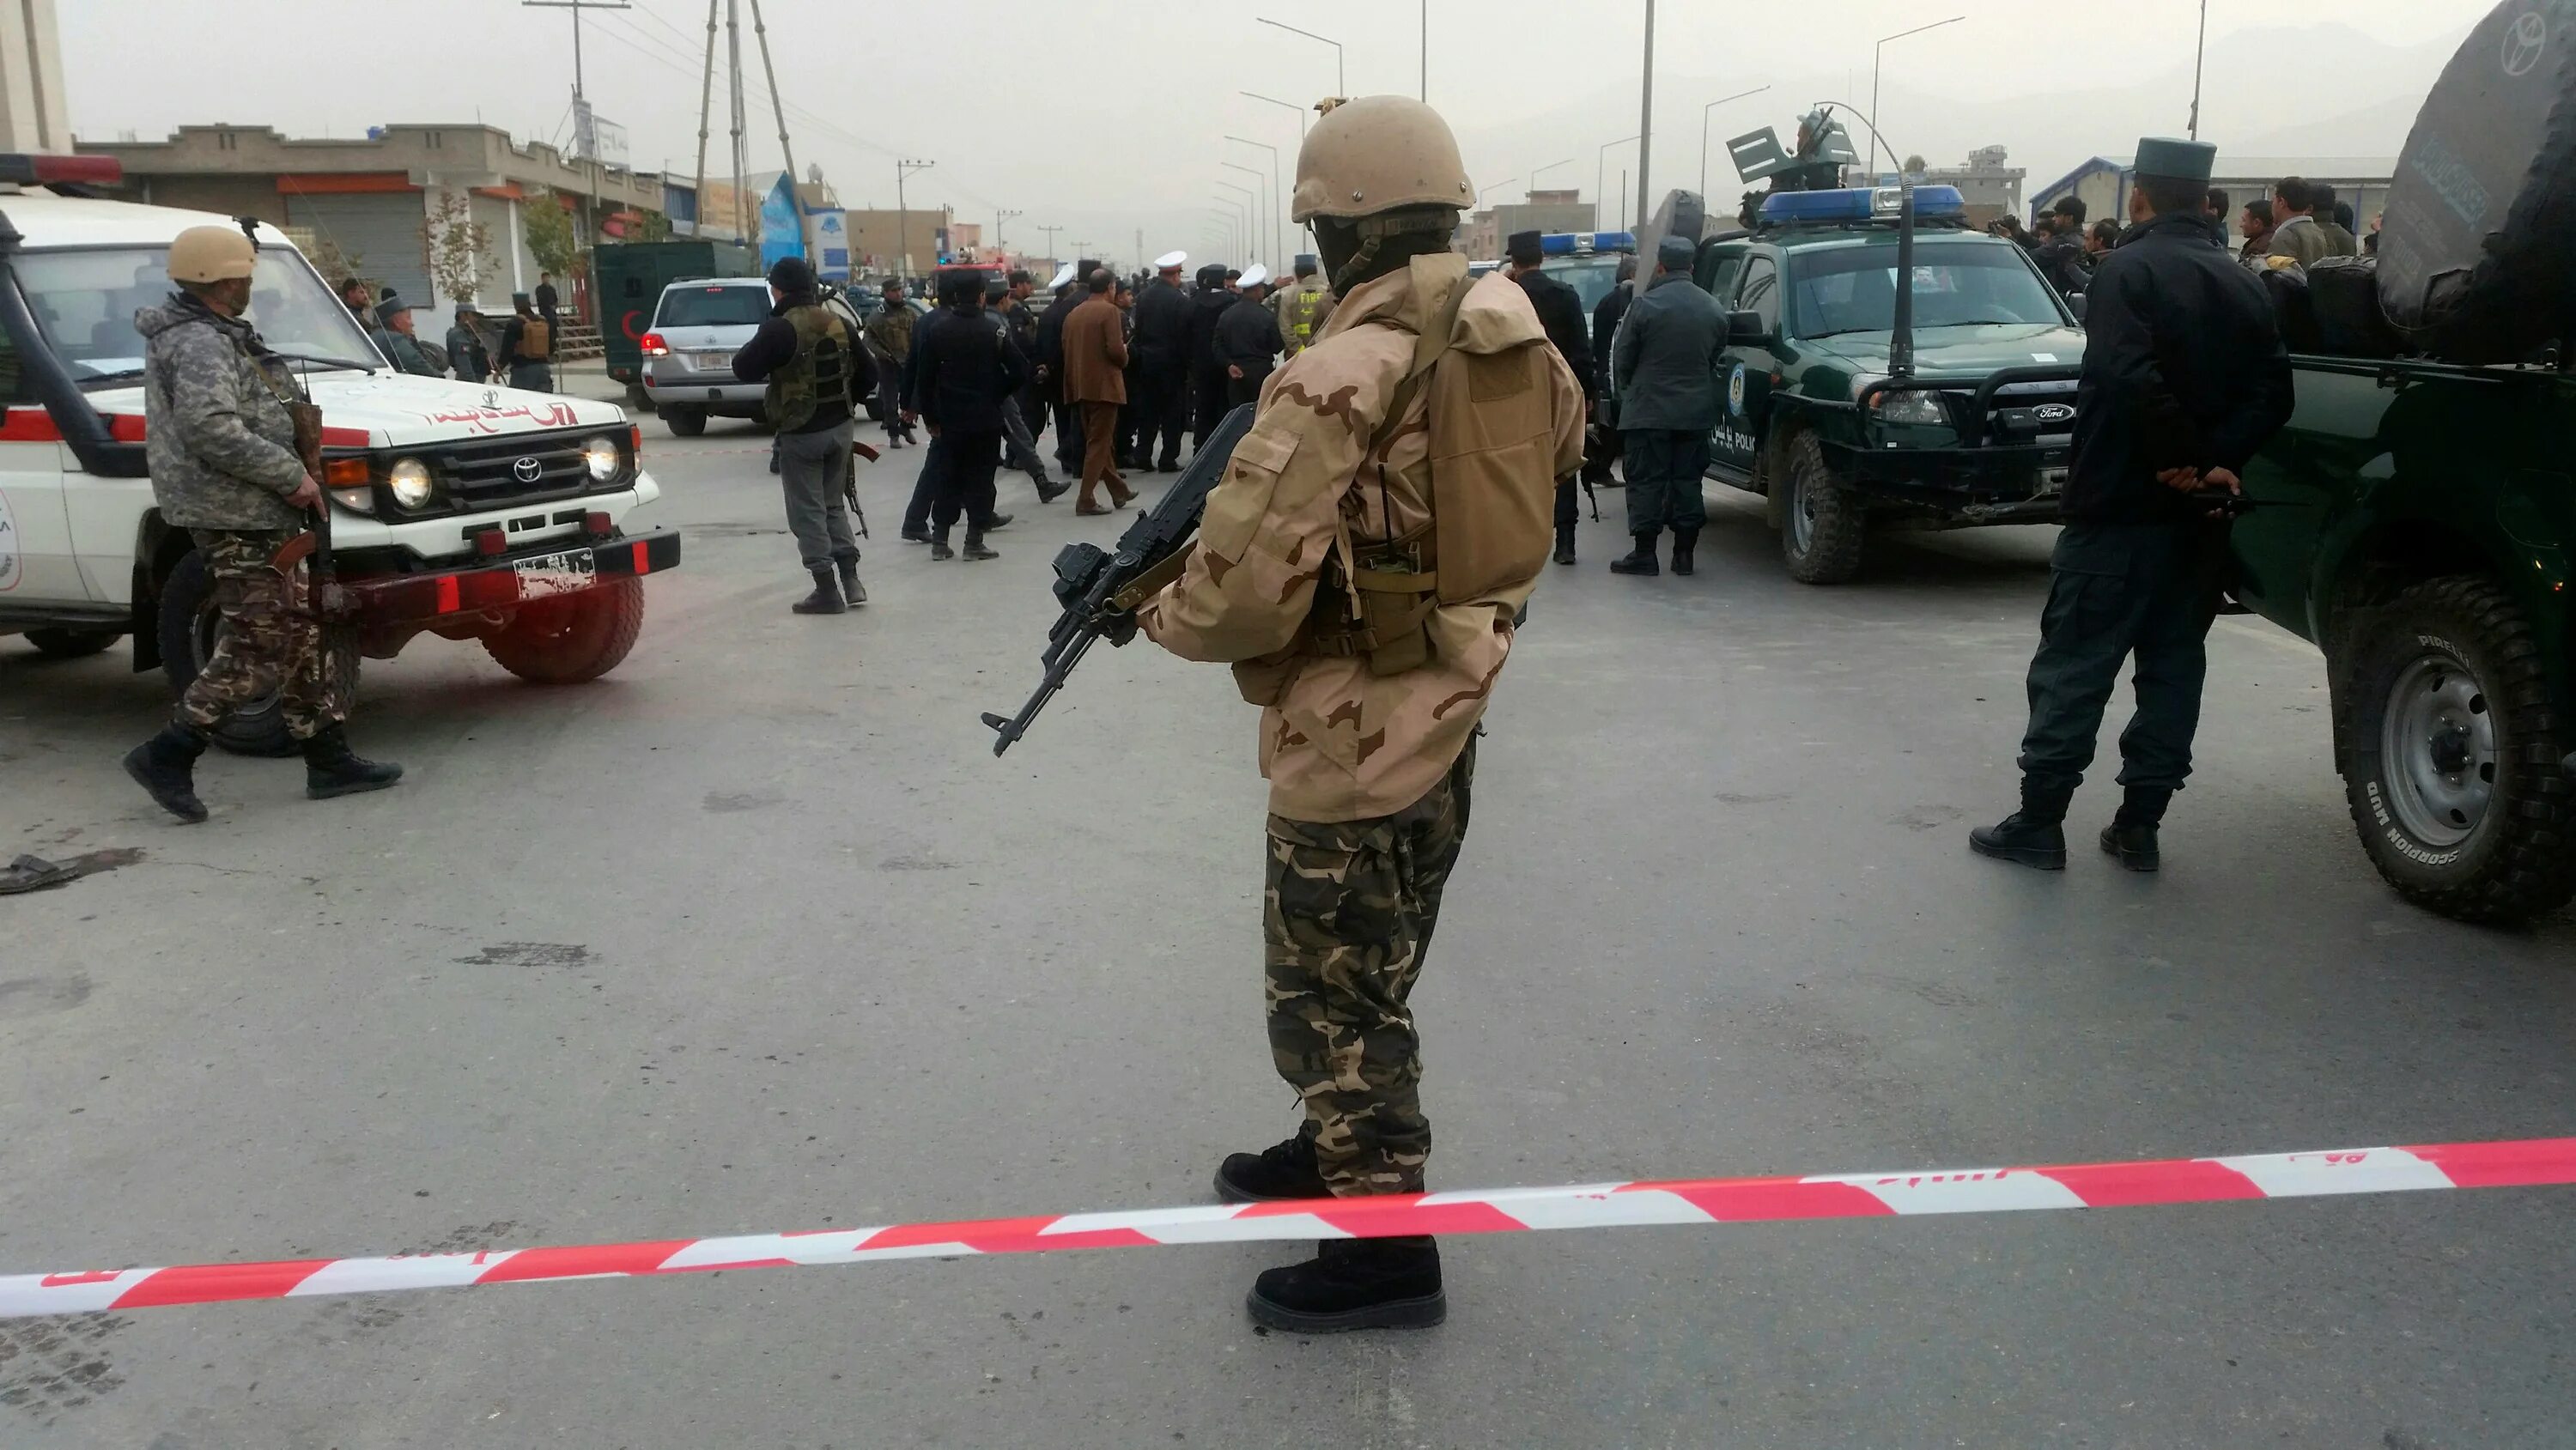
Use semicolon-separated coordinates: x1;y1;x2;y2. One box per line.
1129;252;1194;470
1582;253;1636;489
1504;230;1593;565
1970;138;2295;873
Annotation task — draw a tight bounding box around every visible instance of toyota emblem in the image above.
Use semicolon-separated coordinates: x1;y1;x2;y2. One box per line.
2033;403;2075;425
513;456;543;483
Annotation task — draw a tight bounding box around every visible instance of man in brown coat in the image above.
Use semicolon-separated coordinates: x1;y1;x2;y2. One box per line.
1059;268;1137;514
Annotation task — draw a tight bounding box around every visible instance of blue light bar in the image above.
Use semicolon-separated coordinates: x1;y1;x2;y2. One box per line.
1759;185;1967;225
1535;230;1640;257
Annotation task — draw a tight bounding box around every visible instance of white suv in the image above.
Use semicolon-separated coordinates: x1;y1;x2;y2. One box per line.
0;156;682;753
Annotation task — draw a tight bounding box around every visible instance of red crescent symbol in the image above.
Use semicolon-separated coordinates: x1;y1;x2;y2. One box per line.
620;310;647;342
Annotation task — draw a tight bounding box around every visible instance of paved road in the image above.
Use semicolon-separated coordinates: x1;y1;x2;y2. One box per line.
4;416;2571;1449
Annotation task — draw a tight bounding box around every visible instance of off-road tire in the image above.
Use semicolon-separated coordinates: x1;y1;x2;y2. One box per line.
2331;575;2575;925
662;406;707;438
22;628;120;659
157;548;361;758
1779;430;1868;585
483;577;646;684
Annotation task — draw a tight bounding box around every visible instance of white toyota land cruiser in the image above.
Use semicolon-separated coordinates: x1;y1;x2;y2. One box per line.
0;156;680;752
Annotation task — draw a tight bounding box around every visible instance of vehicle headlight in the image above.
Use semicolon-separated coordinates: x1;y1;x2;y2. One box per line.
1870;390;1953;428
387;456;434;509
582;434;622;482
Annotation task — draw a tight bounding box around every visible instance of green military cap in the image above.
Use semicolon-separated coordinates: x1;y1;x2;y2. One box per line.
2134;137;2216;183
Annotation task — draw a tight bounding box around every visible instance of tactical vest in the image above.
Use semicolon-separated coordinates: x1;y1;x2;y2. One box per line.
514;318;551;361
764;303;855;429
1303;277;1558;676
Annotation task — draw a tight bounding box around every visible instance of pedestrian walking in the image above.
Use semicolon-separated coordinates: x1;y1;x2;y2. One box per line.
121;226;404;822
982;276;1068;503
1607;234;1726;577
445;305;491;383
1134;94;1582;1334
1214;264;1284;408
729;255;876;614
909;270;1028;561
1504;229;1594;565
1059;268;1137;516
497;293;553;392
1130;252;1193;471
1970;137;2296;873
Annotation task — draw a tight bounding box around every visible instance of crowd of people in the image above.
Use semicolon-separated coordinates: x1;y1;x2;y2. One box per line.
333;273;561;392
1996;174;2377;301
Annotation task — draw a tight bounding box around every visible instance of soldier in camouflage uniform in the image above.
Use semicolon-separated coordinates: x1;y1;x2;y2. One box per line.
122;226;403;823
1138;95;1583;1333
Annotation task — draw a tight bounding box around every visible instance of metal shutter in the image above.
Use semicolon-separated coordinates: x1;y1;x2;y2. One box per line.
286;194;431;313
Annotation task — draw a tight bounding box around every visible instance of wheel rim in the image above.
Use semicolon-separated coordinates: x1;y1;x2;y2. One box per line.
195;604;283;716
1789;468;1817;555
2379;648;2496;848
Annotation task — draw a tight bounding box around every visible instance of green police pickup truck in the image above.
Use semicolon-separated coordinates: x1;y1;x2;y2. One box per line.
1688;185;2087;583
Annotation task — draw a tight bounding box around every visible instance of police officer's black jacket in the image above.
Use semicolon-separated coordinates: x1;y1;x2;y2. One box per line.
1589;282;1631;396
908;302;1030;434
2067;212;2294;525
1186;287;1235;374
1034;290;1079;400
1515;268;1593;402
1213;294;1284;374
1130;279;1191;371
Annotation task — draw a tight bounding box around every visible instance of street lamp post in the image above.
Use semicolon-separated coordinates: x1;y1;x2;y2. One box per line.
1637;0;1656;240
1698;85;1771;205
1256;17;1344;96
1242;89;1309;143
1598;135;1638;233
1227;135;1285;270
1869;15;1965;178
1222;161;1270;267
1214;183;1255;260
895;157;933;278
2188;0;2209;139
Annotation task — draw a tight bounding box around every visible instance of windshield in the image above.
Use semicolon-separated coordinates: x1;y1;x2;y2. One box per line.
15;245;378;384
1544;255;1629;315
655;285;773;328
1784;241;2063;339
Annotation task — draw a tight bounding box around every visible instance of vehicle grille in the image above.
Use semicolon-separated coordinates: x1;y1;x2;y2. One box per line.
1987;379;2080;443
430;430;599;509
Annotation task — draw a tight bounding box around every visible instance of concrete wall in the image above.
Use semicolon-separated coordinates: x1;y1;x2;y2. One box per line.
77;124;662;215
0;0;68;154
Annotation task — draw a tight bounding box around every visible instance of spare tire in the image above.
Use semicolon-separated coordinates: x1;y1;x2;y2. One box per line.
2378;0;2576;363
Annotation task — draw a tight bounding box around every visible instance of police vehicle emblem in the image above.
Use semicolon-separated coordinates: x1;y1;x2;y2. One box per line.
1728;364;1747;415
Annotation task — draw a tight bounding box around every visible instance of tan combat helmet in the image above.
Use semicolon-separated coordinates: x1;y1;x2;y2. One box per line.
167;225;258;284
1290;95;1473;223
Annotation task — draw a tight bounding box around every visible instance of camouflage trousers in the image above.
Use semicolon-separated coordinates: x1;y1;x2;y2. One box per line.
176;529;344;740
1262;738;1475;1197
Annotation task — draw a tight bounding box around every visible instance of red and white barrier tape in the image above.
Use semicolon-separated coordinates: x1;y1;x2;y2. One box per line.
8;1137;2570;1319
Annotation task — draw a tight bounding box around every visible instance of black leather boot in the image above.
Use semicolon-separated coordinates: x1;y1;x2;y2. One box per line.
1214;1126;1328;1204
303;725;404;800
2102;786;2172;871
1969;785;2071;871
792;567;847;614
981;513;1013;532
961;527;998;561
123;722;210;823
1248;1237;1445;1332
1553;522;1577;566
1036;476;1070;504
1672;528;1700;576
929;530;956;562
1608;531;1660;576
835;558;866;607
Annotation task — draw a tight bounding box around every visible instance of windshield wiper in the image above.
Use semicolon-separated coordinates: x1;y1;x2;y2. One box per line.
264;350;380;376
73;366;147;387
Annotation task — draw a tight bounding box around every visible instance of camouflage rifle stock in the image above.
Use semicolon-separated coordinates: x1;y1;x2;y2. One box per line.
981;402;1257;756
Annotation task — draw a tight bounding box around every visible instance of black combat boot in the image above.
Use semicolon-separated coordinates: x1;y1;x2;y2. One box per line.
1968;784;2071;871
123;722;210;823
961;527;999;561
982;513;1013;532
792;567;847;615
901;525;932;543
1608;531;1660;576
1553;522;1577;566
2101;786;2172;872
1036;476;1070;504
302;725;404;800
1214;1128;1328;1204
1672;527;1700;577
929;530;956;562
835;557;866;608
1247;1237;1445;1332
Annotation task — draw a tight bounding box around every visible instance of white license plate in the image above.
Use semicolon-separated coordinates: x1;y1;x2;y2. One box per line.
689;350;733;369
512;549;597;599
2039;467;2069;488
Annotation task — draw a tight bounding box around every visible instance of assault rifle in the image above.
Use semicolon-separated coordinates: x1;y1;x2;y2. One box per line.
982;403;1255;755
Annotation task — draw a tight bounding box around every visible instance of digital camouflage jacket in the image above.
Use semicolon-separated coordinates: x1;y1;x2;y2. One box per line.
136;294;310;532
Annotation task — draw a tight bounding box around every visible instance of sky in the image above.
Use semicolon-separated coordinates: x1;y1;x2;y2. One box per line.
61;0;2493;270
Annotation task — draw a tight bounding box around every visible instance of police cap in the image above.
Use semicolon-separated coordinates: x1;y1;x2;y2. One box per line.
1505;230;1544;265
1655;234;1696;272
768;254;817;294
2134;137;2216;184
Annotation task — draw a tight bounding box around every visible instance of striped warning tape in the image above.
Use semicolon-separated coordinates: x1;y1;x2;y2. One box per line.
6;1137;2569;1319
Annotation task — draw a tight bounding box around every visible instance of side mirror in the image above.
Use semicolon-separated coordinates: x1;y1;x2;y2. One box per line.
2068;293;2089;325
1727;310;1771;345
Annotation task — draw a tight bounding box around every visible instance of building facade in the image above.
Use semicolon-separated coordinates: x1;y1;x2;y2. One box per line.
1455;190;1599;260
0;0;68;155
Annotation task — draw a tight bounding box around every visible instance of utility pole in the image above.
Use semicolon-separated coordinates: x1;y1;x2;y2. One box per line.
691;0;715;240
2188;0;2209;139
1036;223;1062;262
745;0;798;206
522;0;629;160
1636;0;1656;234
895;159;933;277
726;0;746;240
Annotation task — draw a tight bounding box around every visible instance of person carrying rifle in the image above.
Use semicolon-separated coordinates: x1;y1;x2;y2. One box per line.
1133;94;1583;1333
122;226;402;822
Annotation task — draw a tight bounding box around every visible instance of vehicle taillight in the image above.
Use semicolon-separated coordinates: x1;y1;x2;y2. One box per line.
640;331;669;357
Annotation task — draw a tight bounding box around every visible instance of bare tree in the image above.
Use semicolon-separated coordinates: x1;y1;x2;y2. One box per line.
421;191;498;309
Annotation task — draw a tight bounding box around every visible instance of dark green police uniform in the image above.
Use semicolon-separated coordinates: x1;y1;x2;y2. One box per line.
1974;138;2296;869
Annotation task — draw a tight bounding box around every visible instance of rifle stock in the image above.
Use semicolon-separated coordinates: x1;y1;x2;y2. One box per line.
982;403;1257;755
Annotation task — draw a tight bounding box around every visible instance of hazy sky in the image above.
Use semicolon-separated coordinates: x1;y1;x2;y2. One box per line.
63;0;2489;268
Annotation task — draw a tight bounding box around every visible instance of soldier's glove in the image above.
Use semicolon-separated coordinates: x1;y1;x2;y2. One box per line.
1097;608;1139;647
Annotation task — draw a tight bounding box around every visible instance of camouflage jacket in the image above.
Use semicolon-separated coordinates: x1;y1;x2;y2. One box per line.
1139;252;1584;823
866;303;915;363
136;295;309;532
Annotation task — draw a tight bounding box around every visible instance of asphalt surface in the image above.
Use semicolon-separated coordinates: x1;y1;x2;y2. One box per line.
4;401;2573;1450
